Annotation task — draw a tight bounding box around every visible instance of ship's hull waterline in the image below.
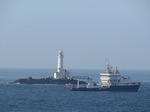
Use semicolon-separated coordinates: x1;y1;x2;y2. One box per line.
71;85;141;92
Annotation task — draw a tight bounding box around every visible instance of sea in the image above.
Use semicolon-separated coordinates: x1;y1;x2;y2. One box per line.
0;69;150;112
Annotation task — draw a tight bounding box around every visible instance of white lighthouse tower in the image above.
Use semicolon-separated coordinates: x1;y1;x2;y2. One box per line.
57;51;63;73
54;51;70;79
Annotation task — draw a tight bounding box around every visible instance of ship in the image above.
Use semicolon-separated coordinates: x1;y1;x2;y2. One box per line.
70;61;142;92
12;51;86;85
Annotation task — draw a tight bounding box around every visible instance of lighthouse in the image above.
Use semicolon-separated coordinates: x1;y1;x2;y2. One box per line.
57;51;63;72
54;51;70;79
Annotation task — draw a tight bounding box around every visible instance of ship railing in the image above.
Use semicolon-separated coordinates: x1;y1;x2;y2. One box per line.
72;76;92;80
70;76;92;88
115;81;141;86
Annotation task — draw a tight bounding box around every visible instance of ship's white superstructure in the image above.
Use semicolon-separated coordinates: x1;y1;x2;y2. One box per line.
54;51;70;79
100;61;140;88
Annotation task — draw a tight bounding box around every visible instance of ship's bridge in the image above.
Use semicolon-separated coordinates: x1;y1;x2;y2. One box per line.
100;73;122;84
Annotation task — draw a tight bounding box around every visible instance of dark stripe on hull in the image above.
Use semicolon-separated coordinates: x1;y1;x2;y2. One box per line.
71;85;141;92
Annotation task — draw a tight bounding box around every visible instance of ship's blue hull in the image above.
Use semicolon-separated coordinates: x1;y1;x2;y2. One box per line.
71;85;141;92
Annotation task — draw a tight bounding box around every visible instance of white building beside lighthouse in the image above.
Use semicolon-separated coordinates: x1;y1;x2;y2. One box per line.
54;51;70;79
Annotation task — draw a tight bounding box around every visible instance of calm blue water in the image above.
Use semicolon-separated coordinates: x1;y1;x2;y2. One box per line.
0;69;150;112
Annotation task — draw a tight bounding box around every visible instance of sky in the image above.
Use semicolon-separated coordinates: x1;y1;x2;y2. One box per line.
0;0;150;70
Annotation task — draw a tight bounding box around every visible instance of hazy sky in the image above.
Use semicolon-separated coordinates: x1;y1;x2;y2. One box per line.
0;0;150;70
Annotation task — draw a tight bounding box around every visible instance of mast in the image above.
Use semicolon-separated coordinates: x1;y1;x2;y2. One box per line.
106;59;112;73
